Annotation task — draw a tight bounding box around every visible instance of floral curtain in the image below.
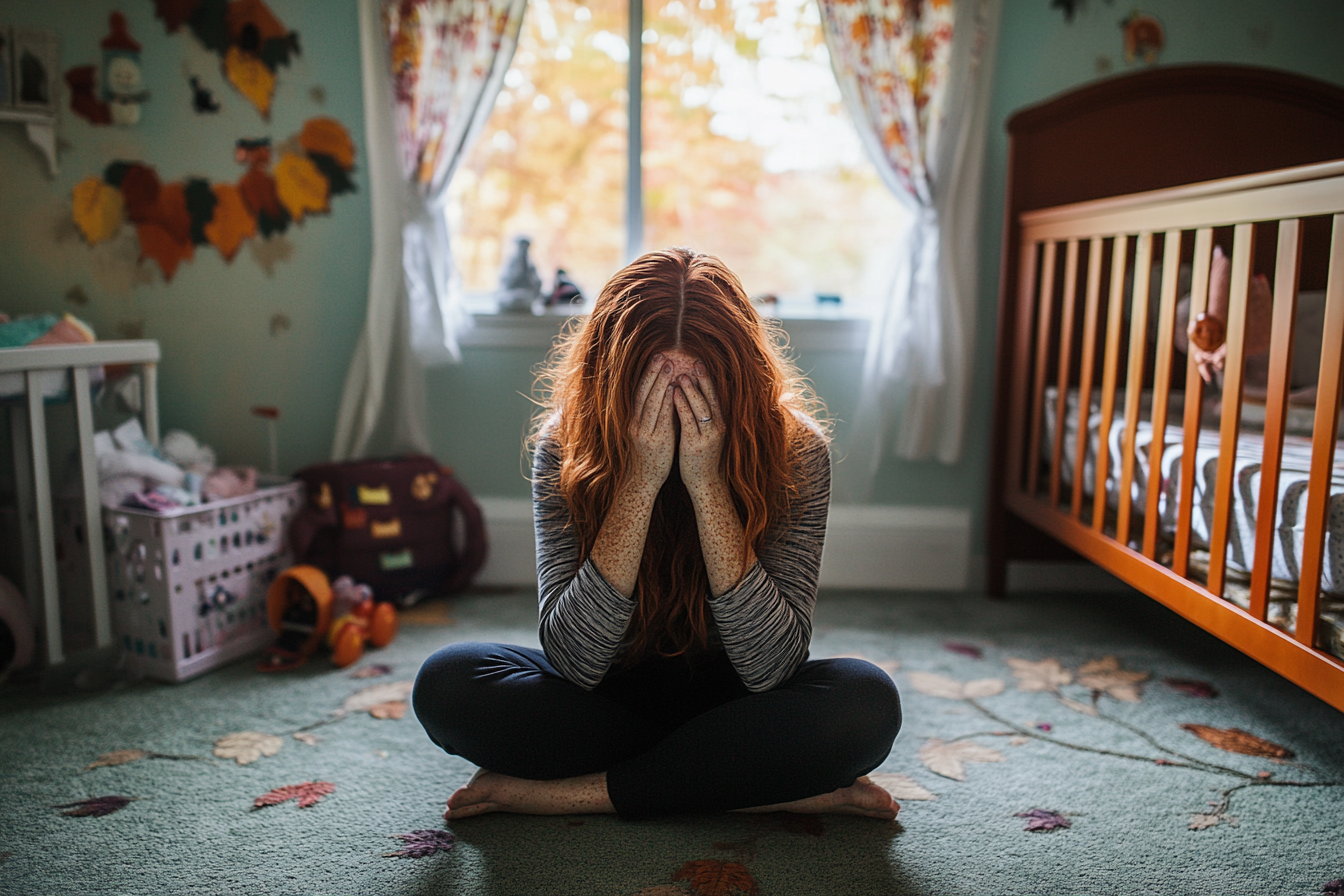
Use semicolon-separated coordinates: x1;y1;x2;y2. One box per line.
333;0;526;460
819;0;1000;488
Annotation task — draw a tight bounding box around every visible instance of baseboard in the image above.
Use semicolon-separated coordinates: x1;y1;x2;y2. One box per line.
473;498;973;591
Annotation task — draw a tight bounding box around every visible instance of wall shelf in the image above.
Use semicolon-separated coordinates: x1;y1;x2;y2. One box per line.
0;109;58;176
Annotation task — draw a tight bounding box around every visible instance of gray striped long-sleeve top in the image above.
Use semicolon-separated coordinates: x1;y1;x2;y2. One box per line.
533;419;831;693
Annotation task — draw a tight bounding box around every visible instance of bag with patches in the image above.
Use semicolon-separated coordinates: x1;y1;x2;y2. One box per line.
289;456;487;606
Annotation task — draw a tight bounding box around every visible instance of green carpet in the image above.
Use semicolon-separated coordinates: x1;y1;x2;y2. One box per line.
2;586;1342;896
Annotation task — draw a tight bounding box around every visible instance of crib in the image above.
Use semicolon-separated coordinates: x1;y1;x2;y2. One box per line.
987;65;1344;712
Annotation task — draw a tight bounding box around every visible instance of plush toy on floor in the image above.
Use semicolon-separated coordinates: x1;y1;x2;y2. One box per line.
257;566;396;672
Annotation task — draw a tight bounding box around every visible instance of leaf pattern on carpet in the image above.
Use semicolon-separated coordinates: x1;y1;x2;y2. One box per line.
253;781;335;809
1322;879;1343;894
214;731;283;765
1006;658;1072;693
292;732;319;746
943;641;983;659
1180;725;1294;758
343;681;414;714
54;796;137;817
367;701;407;720
918;738;1004;781
1015;808;1071;831
84;749;204;770
1189;811;1238;830
384;829;457;858
1076;656;1148;702
1164;678;1218;698
867;772;936;801
673;859;758;895
350;664;393;679
1057;696;1098;716
908;671;1004;701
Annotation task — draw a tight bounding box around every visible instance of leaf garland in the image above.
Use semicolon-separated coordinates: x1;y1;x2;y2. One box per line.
253;781;335;810
384;829;458;858
1180;725;1294;759
54;795;138;817
672;859;759;896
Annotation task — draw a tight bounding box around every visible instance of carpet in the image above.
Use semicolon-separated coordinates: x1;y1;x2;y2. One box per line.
1;586;1342;896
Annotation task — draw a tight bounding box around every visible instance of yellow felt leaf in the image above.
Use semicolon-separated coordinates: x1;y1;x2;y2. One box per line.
203;183;257;262
72;178;125;245
224;46;276;118
300;117;356;171
274;153;330;223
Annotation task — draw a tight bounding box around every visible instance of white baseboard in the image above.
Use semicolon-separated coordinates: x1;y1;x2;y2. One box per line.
473;498;972;591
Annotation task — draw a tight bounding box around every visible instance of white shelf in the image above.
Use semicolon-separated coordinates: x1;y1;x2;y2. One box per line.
0;109;58;176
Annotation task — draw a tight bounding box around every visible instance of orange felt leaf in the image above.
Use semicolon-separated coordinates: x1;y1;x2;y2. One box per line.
150;183;194;247
224;45;277;118
274;153;330;222
225;0;290;43
203;183;257;262
72;178;125;245
672;859;758;896
1180;725;1294;759
300;118;356;171
136;222;194;281
120;165;163;224
238;167;283;219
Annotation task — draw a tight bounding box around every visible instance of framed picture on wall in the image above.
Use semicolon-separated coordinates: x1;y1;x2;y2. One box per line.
0;27;13;109
11;28;59;116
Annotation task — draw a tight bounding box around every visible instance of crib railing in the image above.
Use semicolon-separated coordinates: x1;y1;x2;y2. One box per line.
1004;159;1344;709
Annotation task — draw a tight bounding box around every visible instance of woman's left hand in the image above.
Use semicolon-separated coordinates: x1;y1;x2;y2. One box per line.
672;363;724;494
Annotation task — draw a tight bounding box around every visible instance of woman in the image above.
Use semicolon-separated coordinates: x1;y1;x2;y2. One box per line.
413;248;902;820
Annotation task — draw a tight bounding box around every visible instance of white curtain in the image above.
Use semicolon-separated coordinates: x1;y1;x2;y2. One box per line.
333;0;526;460
820;0;1002;496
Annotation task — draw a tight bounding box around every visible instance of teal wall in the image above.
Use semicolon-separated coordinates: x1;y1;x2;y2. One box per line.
0;0;369;475
3;0;1343;564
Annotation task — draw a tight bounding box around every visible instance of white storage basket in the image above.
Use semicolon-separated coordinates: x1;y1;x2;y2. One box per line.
104;478;303;682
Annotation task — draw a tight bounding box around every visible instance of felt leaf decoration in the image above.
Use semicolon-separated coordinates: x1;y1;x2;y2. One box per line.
214;731;283;765
275;153;330;222
1058;696;1098;717
300;118;356;171
1179;725;1294;759
119;165;163;224
238;167;284;220
54;795;137;817
1015;808;1071;832
867;772;936;801
350;664;393;679
672;859;759;896
907;671;967;700
308;153;356;197
1006;657;1072;693
153;0;201;32
1164;677;1218;698
343;681;414;713
72;178;125;245
226;0;290;44
203;183;257;262
384;829;457;858
150;183;195;246
367;701;407;720
917;738;1004;781
944;641;983;659
253;781;335;810
1076;656;1148;702
136;222;194;282
184;178;219;244
224;46;278;118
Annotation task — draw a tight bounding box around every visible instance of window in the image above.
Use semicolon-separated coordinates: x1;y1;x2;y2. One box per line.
448;0;905;314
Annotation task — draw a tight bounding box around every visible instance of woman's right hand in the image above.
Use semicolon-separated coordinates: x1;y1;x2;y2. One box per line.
628;354;677;492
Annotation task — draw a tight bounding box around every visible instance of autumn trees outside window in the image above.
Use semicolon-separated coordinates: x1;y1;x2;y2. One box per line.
447;0;905;311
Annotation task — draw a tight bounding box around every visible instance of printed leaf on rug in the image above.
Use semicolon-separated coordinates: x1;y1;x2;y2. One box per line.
53;796;138;817
908;672;1004;700
350;664;393;679
292;732;319;746
673;859;759;895
868;773;936;800
1189;811;1238;830
944;642;983;659
1322;879;1344;894
1058;696;1099;716
384;829;457;858
343;681;414;714
214;731;284;765
1164;678;1219;698
1076;656;1149;702
918;738;1004;781
253;781;335;810
1015;808;1071;831
1180;725;1294;758
84;749;206;769
1006;658;1072;693
367;701;407;720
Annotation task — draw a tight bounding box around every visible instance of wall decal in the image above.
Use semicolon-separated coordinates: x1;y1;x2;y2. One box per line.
1121;11;1164;64
153;0;300;120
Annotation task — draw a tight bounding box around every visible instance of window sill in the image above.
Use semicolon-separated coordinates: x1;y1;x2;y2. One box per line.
458;304;868;352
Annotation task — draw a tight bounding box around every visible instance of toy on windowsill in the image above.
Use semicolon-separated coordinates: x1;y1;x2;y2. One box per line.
257;566;396;672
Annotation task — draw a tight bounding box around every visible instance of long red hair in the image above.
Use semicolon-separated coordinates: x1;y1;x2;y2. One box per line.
532;247;827;662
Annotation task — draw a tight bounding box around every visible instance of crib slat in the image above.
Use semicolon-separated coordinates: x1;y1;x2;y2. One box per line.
1007;240;1040;495
1295;213;1344;648
1072;238;1104;520
1174;229;1214;578
1050;240;1081;507
1207;223;1256;599
26;371;63;665
1143;230;1184;558
1027;241;1059;498
1249;220;1302;619
73;366;113;649
1093;236;1130;532
1117;233;1154;547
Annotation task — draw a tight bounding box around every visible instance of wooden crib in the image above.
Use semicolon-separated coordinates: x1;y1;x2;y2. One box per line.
987;65;1344;712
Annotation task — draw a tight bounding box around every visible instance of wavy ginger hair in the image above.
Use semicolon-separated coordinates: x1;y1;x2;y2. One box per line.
532;247;827;663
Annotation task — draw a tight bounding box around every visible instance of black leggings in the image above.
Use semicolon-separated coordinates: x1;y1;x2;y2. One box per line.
412;642;902;819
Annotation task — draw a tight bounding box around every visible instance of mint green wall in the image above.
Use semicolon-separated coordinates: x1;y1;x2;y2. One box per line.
0;0;369;475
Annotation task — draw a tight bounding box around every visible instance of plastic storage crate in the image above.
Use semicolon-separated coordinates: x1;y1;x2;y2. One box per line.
105;478;302;682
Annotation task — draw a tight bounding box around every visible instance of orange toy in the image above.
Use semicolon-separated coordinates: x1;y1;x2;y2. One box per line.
325;575;398;668
258;567;396;671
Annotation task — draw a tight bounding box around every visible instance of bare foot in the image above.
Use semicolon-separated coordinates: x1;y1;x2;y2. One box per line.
444;769;615;820
737;776;899;820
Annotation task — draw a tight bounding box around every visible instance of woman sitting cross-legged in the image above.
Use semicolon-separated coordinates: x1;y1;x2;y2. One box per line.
413;247;902;821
